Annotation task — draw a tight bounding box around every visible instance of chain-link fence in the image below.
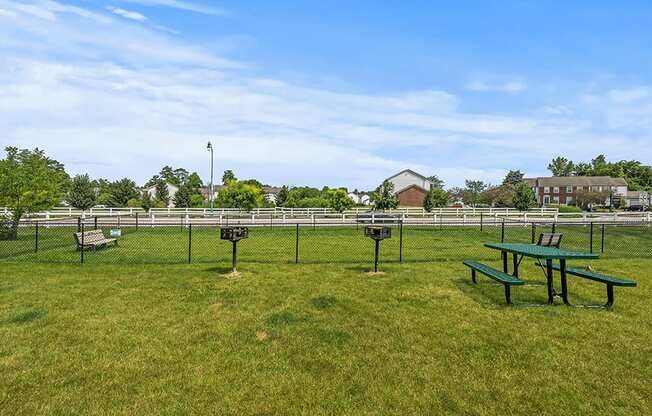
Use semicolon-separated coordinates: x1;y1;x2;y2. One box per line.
1;218;651;265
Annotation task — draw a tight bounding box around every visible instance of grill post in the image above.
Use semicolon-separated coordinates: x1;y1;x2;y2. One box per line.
232;241;237;273
77;217;81;233
374;239;380;273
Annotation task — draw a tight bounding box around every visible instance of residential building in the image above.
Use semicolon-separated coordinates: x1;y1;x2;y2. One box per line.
384;169;434;207
142;182;179;208
618;191;650;209
523;176;628;206
348;192;372;206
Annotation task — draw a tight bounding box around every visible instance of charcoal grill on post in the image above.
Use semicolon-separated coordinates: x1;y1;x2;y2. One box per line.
364;226;391;273
220;227;249;273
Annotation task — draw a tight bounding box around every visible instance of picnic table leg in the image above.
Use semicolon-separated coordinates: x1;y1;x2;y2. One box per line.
502;251;508;274
545;259;554;304
560;259;570;305
512;253;519;278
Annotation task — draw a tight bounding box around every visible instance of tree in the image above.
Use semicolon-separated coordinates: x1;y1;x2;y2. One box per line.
424;187;449;212
548;157;574;176
173;184;192;208
573;162;592;176
67;174;96;210
326;189;353;212
575;190;609;211
276;185;289;206
427;175;445;189
464;180;488;207
154;180;169;206
512;182;537;211
187;172;203;190
141;192;154;211
126;198;142;208
0;147;69;239
371;180;399;210
107;179;139;207
215;181;263;211
190;194;205;208
481;185;515;207
222;170;236;184
503;170;524;185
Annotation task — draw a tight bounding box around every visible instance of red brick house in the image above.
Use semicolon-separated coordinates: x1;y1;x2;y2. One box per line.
385;169;434;207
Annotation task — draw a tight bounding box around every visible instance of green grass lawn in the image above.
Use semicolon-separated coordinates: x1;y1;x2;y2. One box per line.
1;226;651;415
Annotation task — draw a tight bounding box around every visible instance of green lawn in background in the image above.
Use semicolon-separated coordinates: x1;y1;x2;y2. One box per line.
1;225;651;415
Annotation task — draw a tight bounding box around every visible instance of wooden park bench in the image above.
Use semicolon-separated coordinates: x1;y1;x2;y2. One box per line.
73;229;118;251
463;260;524;304
549;264;636;308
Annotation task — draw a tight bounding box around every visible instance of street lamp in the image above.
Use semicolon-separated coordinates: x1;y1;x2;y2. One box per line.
207;141;214;212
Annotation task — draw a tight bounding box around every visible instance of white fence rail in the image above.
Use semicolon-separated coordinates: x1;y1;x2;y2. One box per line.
7;206;652;226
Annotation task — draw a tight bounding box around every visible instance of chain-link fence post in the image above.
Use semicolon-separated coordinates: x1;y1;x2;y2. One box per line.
399;221;404;263
501;219;505;243
601;223;605;253
188;222;192;264
295;223;299;264
531;222;536;244
589;222;594;254
34;221;39;253
80;222;85;264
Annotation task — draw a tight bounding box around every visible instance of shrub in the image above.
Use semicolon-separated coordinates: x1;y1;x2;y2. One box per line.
545;204;583;213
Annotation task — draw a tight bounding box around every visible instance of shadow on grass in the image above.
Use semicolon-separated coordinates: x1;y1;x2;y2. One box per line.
7;309;47;324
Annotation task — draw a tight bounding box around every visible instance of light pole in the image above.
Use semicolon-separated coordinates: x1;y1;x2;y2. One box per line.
207;141;214;212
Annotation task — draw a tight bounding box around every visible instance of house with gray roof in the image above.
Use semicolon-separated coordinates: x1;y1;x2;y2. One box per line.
523;176;628;207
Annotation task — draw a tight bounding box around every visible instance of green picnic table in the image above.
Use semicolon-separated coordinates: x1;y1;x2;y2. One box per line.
484;243;599;305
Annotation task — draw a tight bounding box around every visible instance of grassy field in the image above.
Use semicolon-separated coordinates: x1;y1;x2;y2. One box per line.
1;226;651;415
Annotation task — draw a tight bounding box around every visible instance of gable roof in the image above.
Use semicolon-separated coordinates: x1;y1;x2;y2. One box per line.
524;176;628;187
384;169;432;184
396;184;430;194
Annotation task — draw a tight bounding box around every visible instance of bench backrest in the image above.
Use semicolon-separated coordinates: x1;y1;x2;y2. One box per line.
74;229;108;245
537;233;563;248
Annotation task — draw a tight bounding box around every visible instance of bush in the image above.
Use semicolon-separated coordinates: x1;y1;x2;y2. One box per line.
126;198;142;208
0;214;11;240
545;204;583;213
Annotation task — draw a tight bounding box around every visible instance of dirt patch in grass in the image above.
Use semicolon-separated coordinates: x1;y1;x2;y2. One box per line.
256;330;269;342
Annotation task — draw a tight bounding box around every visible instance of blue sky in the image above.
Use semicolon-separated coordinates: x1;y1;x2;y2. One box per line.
1;0;651;189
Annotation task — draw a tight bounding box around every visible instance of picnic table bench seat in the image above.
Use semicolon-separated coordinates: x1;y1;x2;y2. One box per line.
549;264;636;307
74;229;118;251
463;260;524;304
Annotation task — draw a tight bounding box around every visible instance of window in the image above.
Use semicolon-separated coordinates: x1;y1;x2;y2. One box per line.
552;196;560;204
566;186;573;193
553;187;560;194
566;197;574;206
543;195;551;205
544;187;550;194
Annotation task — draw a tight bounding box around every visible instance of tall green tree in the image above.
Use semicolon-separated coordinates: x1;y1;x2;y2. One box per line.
464;180;488;207
275;185;289;206
154;180;170;206
141;192;153;211
0;147;70;239
173;184;192;208
67;174;96;210
502;170;524;185
215;181;263;211
424;188;449;212
512;182;537;211
548;157;575;176
107;179;139;207
222;170;236;184
326;189;354;212
427;175;445;189
371;181;399;210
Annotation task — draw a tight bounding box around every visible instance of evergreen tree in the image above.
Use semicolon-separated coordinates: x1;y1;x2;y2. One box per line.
67;174;97;210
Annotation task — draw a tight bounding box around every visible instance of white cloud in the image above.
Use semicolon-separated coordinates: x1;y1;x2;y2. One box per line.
121;0;227;16
0;0;650;189
107;6;147;21
465;80;527;94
